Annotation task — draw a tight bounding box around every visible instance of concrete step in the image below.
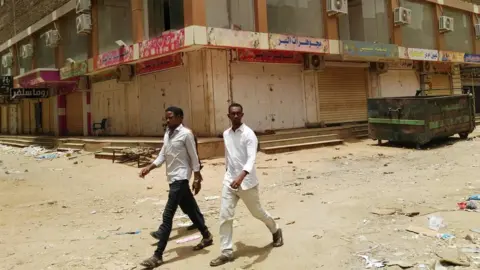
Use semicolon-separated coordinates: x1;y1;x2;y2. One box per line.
0;139;53;148
261;139;344;154
259;130;339;141
57;148;82;153
259;134;338;149
102;146;128;153
59;143;85;150
0;141;29;148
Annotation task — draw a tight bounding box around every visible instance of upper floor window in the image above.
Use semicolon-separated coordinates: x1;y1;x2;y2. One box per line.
146;0;184;39
399;0;436;50
338;0;390;43
35;26;56;68
0;51;11;76
60;12;88;64
443;7;472;53
267;0;323;37
206;0;255;31
17;38;33;75
98;0;132;53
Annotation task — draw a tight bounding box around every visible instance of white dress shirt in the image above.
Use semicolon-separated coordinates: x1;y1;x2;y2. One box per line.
153;124;201;184
223;124;258;190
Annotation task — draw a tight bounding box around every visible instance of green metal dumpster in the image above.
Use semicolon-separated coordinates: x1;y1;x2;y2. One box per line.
368;94;476;147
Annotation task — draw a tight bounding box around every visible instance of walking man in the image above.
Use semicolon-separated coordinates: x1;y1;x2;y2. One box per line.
210;103;284;267
139;106;213;269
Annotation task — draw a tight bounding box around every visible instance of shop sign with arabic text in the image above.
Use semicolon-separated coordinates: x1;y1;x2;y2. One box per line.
404;48;439;61
237;49;303;64
60;60;88;80
440;51;465;63
269;34;329;54
136;54;183;75
341;41;398;60
464;54;480;63
95;45;134;70
139;29;185;59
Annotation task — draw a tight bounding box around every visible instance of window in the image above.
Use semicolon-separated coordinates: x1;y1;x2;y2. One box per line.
267;0;323;37
146;0;184;38
35;26;56;68
339;0;390;43
17;39;32;74
443;8;472;53
60;12;88;63
206;0;255;31
98;0;132;53
0;51;11;76
399;0;436;50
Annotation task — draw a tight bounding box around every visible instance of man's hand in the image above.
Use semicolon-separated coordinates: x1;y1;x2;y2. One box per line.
192;172;203;195
139;165;155;178
230;170;248;189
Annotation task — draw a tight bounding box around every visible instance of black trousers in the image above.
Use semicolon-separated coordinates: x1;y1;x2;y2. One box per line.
154;180;209;257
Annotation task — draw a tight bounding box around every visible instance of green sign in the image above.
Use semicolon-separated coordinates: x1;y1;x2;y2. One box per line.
342;41;399;61
60;60;88;80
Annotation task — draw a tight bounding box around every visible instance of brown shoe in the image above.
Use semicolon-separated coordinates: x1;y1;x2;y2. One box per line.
140;255;163;268
210;255;234;267
193;232;213;251
272;228;284;247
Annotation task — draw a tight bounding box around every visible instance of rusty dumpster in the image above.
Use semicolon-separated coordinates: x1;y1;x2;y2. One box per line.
368;94;476;147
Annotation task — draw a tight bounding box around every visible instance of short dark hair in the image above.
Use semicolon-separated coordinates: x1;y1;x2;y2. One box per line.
228;102;243;113
166;106;184;117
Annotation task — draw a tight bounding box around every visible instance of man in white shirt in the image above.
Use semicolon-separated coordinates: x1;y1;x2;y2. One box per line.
138;106;213;269
210;103;283;267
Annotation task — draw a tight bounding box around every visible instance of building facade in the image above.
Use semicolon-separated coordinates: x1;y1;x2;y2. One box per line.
0;0;479;137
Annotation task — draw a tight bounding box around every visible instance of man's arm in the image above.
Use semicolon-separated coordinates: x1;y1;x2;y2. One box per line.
185;132;201;173
152;144;166;168
242;132;258;174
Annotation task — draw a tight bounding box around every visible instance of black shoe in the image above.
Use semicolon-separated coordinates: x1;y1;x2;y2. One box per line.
272;229;284;247
140;255;163;268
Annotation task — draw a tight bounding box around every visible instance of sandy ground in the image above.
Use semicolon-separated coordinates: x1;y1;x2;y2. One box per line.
1;135;480;270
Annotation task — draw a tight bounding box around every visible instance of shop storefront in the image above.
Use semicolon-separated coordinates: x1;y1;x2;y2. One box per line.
229;49;305;132
379;61;419;97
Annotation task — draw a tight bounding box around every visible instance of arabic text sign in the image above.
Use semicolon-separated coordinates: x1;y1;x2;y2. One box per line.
96;45;134;70
136;54;182;75
60;61;88;80
207;27;262;49
269;34;329;54
0;76;13;95
139;29;185;59
237;49;303;64
464;54;480;63
10;88;49;99
342;41;398;60
440;51;465;63
406;48;439;61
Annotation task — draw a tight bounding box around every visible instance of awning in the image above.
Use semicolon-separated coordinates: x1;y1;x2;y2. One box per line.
14;68;78;94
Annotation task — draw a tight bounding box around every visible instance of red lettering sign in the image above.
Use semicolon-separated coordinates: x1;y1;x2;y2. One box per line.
238;49;302;64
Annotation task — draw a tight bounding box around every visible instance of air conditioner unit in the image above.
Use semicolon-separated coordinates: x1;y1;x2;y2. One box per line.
76;14;92;35
1;53;12;68
394;7;412;25
372;62;388;73
439;16;454;33
76;0;91;14
44;30;61;48
327;0;348;16
475;24;480;38
20;44;33;59
304;54;325;70
77;76;90;90
116;64;134;83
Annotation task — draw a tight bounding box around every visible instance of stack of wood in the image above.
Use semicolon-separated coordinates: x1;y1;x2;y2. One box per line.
120;147;158;160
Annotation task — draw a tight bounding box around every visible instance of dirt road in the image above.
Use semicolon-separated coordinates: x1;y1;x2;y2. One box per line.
1;137;480;270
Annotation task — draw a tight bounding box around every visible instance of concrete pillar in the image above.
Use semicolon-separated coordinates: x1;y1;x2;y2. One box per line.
57;95;66;136
131;0;145;43
184;0;206;27
254;0;268;32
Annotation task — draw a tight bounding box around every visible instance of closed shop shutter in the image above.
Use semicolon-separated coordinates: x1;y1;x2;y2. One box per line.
92;80;127;135
317;67;368;124
379;70;419;97
41;98;51;134
66;92;84;135
231;62;304;132
138;67;190;136
8;105;17;134
22;100;30;134
428;74;451;96
451;66;462;94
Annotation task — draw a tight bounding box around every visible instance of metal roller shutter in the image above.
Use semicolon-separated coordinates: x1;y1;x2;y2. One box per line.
317;67;368;124
428;74;451;96
66;92;84;135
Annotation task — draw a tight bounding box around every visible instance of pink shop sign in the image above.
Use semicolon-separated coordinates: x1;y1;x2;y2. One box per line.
95;45;134;70
139;29;186;59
